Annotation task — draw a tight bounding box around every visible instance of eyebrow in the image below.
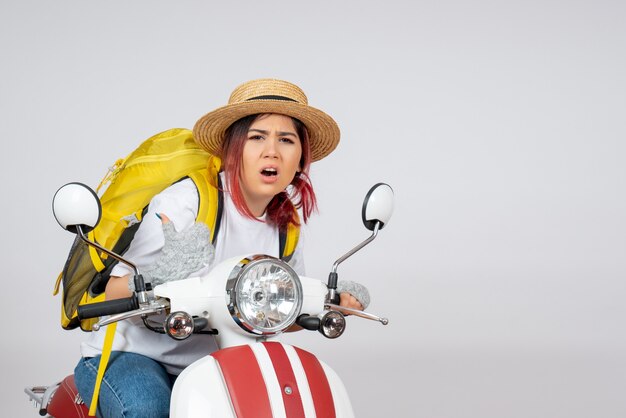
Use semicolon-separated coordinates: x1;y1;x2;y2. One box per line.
248;128;298;138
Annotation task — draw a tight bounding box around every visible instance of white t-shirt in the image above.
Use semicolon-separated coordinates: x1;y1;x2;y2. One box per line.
80;177;305;374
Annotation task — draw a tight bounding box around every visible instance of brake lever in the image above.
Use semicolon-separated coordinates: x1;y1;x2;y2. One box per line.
92;299;170;331
324;303;389;325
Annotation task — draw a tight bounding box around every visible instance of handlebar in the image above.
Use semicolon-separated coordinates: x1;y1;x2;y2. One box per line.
77;297;139;320
328;292;341;305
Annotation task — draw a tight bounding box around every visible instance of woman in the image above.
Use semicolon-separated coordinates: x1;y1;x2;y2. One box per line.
74;79;368;417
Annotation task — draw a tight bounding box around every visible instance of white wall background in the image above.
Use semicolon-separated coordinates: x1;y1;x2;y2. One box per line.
2;1;625;417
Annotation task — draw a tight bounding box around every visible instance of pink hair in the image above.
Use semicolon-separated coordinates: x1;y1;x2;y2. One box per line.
220;114;317;230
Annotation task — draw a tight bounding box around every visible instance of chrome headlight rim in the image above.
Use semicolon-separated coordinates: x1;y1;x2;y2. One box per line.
226;255;303;336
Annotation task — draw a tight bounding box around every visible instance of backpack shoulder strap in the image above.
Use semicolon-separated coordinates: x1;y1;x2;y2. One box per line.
279;214;300;262
188;156;223;244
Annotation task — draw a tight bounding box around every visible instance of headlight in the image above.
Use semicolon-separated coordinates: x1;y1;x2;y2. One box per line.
226;255;303;336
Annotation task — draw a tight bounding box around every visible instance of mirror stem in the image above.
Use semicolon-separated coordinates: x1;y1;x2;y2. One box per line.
76;225;149;304
328;221;380;301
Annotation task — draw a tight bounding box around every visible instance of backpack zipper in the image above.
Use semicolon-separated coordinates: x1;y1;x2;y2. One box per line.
98;148;209;191
123;148;209;168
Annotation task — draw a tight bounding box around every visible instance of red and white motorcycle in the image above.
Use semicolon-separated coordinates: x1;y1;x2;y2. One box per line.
26;182;394;417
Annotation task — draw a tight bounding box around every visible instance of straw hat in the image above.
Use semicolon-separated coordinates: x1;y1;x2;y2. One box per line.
193;79;340;162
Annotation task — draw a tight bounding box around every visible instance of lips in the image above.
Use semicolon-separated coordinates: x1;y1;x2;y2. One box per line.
259;166;280;184
261;167;278;177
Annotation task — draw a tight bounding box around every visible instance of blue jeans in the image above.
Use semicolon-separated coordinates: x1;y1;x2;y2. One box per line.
74;352;175;418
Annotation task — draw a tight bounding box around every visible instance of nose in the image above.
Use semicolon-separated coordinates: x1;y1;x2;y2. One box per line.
263;137;279;158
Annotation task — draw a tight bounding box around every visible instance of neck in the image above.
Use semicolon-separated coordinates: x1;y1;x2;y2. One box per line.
242;194;272;218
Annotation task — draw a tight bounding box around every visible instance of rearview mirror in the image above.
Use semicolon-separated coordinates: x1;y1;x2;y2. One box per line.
52;182;101;234
362;183;394;231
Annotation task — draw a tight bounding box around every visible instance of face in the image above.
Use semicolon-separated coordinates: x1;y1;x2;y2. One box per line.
240;114;303;216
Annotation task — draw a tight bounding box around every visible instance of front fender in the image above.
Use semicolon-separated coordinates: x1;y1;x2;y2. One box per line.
170;342;354;418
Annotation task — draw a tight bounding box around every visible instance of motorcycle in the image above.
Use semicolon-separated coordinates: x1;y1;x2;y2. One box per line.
25;182;394;417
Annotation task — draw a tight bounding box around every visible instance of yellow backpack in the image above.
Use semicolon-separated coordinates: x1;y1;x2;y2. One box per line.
54;128;300;331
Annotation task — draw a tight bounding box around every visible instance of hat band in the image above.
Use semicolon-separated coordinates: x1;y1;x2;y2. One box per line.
246;95;298;102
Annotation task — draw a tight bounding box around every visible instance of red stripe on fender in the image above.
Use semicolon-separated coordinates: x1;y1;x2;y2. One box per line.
263;342;306;418
212;345;273;418
294;346;336;418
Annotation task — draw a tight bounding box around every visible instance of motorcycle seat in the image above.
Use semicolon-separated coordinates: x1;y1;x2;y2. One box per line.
47;375;90;418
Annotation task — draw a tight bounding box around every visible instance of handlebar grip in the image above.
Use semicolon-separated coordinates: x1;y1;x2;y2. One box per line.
77;297;139;320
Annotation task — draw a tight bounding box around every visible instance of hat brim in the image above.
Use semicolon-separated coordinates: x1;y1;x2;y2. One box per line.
193;99;340;162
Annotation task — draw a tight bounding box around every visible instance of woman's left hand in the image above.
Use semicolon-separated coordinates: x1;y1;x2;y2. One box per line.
339;292;364;311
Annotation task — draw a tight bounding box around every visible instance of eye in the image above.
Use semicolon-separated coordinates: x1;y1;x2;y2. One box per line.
248;134;264;141
279;137;296;144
